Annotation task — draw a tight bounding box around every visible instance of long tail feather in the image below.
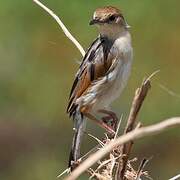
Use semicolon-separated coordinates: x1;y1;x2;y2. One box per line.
68;112;86;170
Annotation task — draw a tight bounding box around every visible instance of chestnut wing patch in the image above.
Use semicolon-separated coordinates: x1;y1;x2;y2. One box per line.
67;36;114;116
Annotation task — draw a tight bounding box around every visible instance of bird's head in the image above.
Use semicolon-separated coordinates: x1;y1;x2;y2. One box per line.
90;6;130;38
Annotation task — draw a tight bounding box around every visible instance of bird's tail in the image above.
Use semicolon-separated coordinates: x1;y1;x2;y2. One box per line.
68;111;86;171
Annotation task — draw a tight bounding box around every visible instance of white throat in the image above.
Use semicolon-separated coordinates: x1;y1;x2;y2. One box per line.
98;24;128;40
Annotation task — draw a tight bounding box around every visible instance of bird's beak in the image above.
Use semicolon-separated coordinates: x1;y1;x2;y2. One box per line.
89;19;99;25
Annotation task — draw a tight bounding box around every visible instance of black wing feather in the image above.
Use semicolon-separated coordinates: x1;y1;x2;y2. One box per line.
67;36;114;115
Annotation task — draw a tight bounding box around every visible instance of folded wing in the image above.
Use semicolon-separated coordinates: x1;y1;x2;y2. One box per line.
67;36;116;117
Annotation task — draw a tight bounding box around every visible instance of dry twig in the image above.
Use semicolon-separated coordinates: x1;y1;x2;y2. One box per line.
136;158;149;180
119;75;152;178
65;117;180;180
169;174;180;180
33;0;85;56
158;83;180;98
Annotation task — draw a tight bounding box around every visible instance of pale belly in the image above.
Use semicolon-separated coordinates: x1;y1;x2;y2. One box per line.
77;31;133;113
91;59;132;111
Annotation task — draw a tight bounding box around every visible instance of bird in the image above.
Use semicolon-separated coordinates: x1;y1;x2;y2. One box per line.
67;6;133;170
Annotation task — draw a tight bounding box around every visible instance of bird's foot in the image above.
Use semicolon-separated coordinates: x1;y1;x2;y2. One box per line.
99;109;118;132
70;159;81;171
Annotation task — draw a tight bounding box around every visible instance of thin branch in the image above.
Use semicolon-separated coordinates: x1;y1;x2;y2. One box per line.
114;115;123;139
57;168;70;179
124;78;151;134
136;158;149;180
65;117;180;180
118;71;159;179
33;0;85;57
124;70;159;135
158;83;180;98
87;133;105;147
90;154;121;179
169;174;180;180
119;77;151;178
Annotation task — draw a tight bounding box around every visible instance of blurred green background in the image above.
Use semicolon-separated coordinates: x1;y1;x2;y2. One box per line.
0;0;180;179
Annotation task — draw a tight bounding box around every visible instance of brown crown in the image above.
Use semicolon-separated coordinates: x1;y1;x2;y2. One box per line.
94;6;122;18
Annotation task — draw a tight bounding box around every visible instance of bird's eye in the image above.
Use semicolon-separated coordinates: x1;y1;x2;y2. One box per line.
109;15;116;21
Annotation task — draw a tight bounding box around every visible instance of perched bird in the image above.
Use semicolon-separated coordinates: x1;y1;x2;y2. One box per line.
67;6;133;170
